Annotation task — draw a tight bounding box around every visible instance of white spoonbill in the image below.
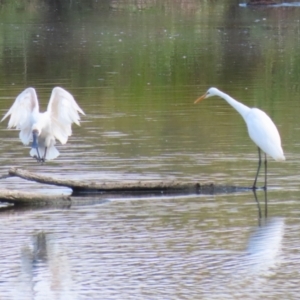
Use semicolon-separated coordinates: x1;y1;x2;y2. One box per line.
1;87;85;162
194;87;285;189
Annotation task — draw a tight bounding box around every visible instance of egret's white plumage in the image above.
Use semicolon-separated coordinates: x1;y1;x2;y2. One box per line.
194;87;285;188
1;87;85;162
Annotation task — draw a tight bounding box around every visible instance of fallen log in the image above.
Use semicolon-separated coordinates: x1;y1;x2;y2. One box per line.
0;168;252;206
0;189;71;206
8;167;246;194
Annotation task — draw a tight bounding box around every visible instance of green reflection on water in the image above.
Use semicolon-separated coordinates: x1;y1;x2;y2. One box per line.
0;0;298;187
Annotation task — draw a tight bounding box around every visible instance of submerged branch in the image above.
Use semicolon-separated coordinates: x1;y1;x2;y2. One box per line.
8;167;245;194
0;167;249;206
0;189;71;205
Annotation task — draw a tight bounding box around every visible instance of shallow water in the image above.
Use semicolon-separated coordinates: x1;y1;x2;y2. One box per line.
0;0;299;298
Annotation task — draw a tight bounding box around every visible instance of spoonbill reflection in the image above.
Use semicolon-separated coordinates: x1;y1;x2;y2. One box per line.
194;87;285;189
1;87;85;162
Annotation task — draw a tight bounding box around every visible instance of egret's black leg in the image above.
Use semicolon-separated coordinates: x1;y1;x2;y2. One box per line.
253;147;262;190
264;153;267;190
264;188;268;218
264;153;268;217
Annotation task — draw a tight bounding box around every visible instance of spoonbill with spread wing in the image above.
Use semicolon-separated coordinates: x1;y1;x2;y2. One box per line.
194;87;285;189
1;87;85;162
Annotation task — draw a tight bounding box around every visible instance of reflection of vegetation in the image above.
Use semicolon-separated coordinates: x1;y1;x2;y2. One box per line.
0;0;298;127
0;0;298;95
0;0;298;172
109;0;156;11
0;0;228;93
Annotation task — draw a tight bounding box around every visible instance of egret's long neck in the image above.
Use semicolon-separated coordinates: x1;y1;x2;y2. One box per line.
218;91;250;119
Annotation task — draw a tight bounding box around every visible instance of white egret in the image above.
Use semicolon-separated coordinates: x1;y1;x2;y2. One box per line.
194;87;285;189
1;87;85;162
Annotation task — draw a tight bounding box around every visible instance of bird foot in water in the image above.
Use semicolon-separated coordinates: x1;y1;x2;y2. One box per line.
32;155;45;164
252;185;267;191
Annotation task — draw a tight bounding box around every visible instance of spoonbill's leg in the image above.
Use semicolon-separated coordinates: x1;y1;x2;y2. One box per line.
32;130;42;163
32;146;42;162
42;147;48;163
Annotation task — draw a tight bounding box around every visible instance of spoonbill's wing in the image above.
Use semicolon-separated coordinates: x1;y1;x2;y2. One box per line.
47;87;85;145
1;88;39;145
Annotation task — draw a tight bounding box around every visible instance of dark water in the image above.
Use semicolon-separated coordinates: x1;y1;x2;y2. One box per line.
0;0;299;298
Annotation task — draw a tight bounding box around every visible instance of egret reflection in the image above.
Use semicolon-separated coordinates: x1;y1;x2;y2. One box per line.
244;217;285;274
